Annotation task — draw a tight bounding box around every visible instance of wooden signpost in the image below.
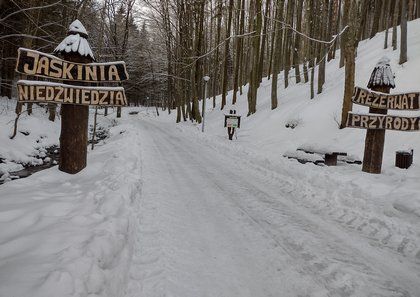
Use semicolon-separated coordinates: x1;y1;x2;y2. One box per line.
17;80;127;106
14;20;128;174
346;113;420;131
351;87;420;110
224;110;241;140
16;48;128;82
346;57;419;173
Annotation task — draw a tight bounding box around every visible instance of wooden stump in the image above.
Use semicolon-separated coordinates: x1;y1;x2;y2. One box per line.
58;52;92;174
324;153;338;166
362;87;390;174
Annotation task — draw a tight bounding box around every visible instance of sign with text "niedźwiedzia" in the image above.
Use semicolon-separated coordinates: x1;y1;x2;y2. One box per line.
16;48;129;82
17;80;127;106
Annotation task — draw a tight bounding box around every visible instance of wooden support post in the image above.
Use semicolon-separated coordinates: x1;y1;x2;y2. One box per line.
228;127;235;140
362;87;391;174
58;52;92;174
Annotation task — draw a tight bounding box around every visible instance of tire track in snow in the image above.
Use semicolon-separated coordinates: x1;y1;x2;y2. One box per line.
127;119;420;297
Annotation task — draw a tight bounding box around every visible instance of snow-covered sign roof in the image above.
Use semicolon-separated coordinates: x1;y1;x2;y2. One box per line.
367;56;395;89
69;20;88;36
54;20;95;61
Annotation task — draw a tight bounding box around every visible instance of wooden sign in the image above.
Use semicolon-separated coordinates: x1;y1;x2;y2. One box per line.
16;48;129;82
352;87;420;110
346;112;420;131
17;80;127;106
226;117;239;128
224;115;241;128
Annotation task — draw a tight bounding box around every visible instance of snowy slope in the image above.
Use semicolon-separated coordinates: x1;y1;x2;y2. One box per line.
154;20;420;268
201;19;420;164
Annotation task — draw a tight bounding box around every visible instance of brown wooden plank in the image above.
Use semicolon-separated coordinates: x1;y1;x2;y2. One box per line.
15;48;129;82
17;80;127;106
346;112;420;131
352;86;420;110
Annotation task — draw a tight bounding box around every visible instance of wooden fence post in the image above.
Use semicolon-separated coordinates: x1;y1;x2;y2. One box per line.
362;58;395;174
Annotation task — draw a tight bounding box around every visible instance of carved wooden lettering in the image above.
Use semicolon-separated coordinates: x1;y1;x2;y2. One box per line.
16;48;129;82
346;113;420;131
17;80;127;106
352;87;420;110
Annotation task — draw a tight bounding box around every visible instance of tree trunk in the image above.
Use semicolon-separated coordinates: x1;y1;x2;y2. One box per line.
270;0;284;110
283;0;294;89
293;0;303;84
392;0;399;50
247;0;262;116
48;103;56;121
340;0;356;128
232;0;245;105
399;0;408;64
370;0;383;38
221;0;234;110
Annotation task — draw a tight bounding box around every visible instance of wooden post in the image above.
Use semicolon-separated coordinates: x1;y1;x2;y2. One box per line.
59;52;92;173
54;21;95;174
362;58;395;174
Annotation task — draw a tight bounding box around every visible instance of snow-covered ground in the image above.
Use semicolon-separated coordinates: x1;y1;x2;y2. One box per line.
0;109;142;297
0;99;61;177
0;20;420;297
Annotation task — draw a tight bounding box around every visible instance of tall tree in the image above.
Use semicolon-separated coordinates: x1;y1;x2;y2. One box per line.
340;0;358;128
221;0;234;110
400;0;408;64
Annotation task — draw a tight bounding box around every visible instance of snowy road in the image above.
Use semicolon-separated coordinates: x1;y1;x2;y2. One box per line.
125;118;420;297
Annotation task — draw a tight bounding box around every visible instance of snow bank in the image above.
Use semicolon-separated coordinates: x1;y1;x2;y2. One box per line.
0;99;60;176
0;110;142;297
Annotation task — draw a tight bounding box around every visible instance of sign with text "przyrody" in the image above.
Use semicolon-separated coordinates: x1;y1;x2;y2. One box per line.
16;48;129;82
346;112;420;131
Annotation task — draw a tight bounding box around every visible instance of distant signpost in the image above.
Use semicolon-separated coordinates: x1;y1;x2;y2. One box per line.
224;110;241;140
14;20;129;174
346;57;419;173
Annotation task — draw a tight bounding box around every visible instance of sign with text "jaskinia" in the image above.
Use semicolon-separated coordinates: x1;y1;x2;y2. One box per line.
17;80;127;106
16;48;129;82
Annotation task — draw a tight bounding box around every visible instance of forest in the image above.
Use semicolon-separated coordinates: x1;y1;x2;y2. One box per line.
2;2;420;296
1;0;419;125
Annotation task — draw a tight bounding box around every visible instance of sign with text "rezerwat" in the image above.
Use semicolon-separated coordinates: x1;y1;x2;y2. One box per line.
346;112;420;131
352;87;420;110
16;48;129;82
17;80;127;106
